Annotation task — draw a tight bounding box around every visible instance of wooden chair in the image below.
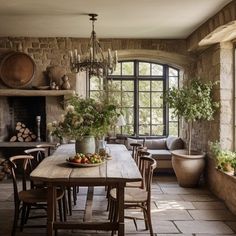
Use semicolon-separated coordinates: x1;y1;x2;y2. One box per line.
24;147;67;220
130;143;142;160
9;155;64;236
36;143;59;156
109;155;157;236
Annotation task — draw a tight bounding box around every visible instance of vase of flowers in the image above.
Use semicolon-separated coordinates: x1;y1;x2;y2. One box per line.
49;95;119;154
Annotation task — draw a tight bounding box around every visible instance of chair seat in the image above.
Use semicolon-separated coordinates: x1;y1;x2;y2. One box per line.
19;188;64;204
110;187;148;203
126;181;142;188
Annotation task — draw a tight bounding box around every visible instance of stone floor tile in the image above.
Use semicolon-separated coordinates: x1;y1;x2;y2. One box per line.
152;220;180;233
192;201;227;210
195;234;236;236
174;221;234;234
225;221;236;232
180;194;217;202
155;200;195;210
161;186;210;195
152;194;184;201
188;209;236;221
152;209;193;220
156;234;192;236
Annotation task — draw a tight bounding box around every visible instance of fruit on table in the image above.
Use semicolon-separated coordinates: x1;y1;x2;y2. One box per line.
68;153;103;164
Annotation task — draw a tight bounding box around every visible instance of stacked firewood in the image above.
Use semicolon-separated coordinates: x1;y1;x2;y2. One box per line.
0;158;10;181
10;122;37;142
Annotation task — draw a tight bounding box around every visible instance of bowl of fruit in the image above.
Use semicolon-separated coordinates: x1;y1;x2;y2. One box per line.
66;153;105;167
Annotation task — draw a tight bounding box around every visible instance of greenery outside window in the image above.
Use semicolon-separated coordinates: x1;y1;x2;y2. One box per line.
89;60;179;137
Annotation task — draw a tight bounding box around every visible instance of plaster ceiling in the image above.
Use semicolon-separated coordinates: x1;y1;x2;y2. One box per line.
0;0;232;39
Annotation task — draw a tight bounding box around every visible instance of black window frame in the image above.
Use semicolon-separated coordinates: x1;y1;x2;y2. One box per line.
89;60;179;138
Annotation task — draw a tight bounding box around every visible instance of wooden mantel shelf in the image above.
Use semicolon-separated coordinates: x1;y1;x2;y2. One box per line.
0;89;75;97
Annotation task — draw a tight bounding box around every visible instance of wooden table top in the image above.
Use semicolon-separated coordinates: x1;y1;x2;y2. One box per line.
30;144;142;184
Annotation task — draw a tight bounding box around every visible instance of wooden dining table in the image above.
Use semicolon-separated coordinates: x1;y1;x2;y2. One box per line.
30;143;142;236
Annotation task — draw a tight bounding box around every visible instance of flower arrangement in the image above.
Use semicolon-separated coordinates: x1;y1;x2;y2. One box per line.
48;95;119;140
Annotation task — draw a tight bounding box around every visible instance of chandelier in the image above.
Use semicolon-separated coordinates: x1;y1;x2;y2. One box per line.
69;14;118;78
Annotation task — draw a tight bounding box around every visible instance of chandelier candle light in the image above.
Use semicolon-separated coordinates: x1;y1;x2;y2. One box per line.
69;14;118;78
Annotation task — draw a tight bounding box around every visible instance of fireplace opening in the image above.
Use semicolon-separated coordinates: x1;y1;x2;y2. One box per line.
7;96;46;142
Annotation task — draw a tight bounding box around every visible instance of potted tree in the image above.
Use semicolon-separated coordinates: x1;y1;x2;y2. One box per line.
165;79;219;187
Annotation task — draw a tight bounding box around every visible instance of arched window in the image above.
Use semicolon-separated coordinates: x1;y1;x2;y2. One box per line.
89;60;179;137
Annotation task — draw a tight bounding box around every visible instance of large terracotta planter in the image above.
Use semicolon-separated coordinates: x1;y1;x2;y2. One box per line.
75;136;96;154
171;149;205;188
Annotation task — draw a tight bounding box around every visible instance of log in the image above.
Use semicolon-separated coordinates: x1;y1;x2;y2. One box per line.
16;122;22;126
17;133;22;137
25;136;32;142
10;136;17;142
22;134;28;138
22;123;26;128
19;128;25;133
18;137;24;142
24;128;30;134
16;125;21;131
31;134;36;140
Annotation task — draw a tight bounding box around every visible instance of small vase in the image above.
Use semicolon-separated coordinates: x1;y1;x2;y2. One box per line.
75;136;96;154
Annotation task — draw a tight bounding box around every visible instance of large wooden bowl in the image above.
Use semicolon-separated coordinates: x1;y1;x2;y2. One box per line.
0;51;35;88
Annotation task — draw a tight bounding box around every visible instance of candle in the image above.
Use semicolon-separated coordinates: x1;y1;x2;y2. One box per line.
74;49;78;59
90;47;93;60
69;50;73;62
77;54;80;63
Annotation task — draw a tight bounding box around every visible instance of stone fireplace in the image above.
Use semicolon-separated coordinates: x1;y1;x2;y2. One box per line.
0;90;74;143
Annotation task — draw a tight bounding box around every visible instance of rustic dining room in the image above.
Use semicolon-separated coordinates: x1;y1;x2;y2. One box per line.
1;0;236;236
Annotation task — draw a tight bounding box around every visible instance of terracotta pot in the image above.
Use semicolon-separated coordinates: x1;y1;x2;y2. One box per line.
75;136;96;154
171;149;205;188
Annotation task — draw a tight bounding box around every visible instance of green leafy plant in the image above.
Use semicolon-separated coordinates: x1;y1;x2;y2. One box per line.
165;79;219;155
209;141;236;172
49;95;119;140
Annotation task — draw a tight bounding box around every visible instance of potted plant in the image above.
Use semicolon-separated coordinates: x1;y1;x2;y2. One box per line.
165;79;219;187
210;141;235;173
49;95;119;154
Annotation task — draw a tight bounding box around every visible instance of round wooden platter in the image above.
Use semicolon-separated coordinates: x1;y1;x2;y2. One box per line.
0;51;35;88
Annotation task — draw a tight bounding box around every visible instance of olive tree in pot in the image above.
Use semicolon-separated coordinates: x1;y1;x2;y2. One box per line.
165;79;219;187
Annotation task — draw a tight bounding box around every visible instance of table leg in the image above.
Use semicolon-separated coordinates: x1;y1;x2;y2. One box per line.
117;182;125;236
47;185;55;236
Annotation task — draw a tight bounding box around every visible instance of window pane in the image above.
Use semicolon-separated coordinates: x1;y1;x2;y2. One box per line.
90;76;103;90
151;125;164;135
123;92;134;107
123;108;134;124
139;92;150;107
152;81;163;91
122;80;133;91
169;77;178;88
123;125;134;135
169;122;178;136
108;91;121;105
169;68;178;76
151;92;163;107
139;62;150;76
169;108;178;121
152;109;163;124
112;63;121;75
139;125;150;135
152;64;163;76
109;80;121;91
139;109;150;124
90;91;101;100
122;62;134;75
139;81;150;91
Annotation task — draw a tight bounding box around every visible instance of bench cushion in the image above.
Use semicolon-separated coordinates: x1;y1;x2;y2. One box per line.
145;138;166;150
148;149;172;160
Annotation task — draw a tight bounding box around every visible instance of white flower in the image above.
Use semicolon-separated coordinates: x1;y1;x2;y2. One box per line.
66;105;75;113
60;114;65;122
52;121;58;126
